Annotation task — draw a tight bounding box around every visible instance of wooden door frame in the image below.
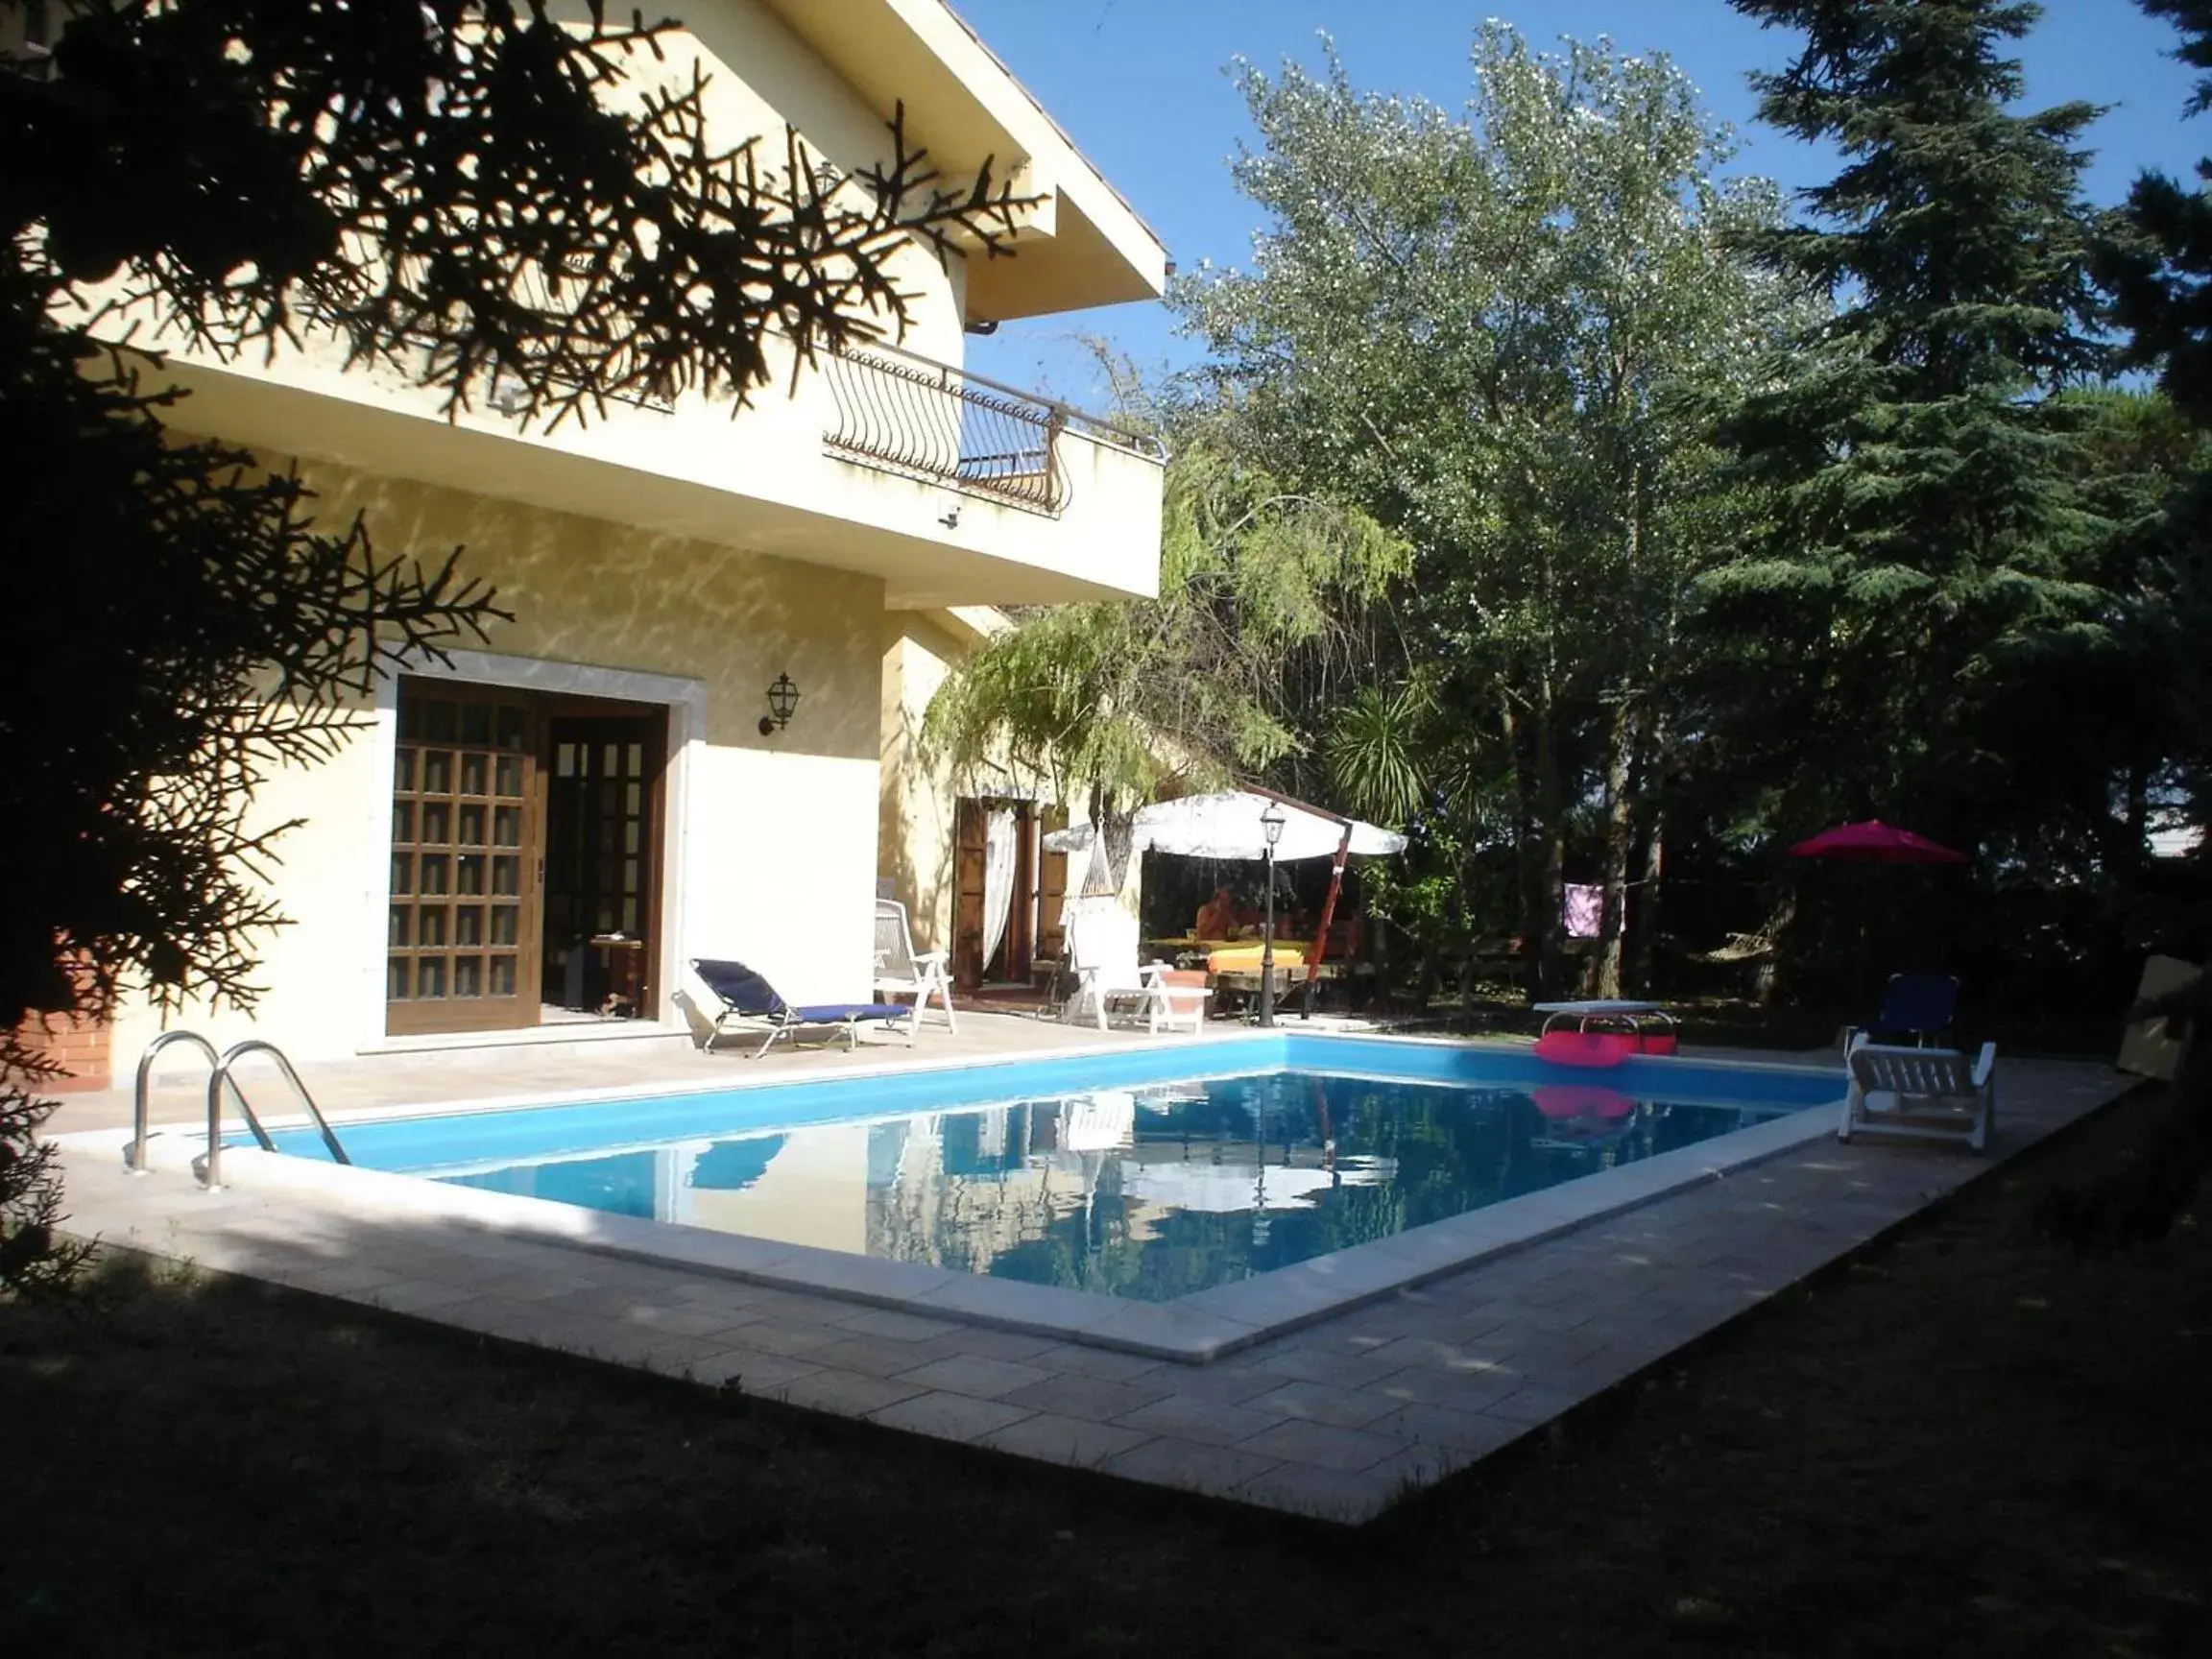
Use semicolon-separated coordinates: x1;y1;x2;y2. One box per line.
954;795;1050;988
368;652;705;1047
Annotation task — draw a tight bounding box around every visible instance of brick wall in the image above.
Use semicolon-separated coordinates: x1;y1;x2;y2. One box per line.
12;1009;114;1094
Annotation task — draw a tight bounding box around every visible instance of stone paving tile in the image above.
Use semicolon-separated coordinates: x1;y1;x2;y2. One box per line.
721;1318;849;1358
1231;1458;1403;1522
1113;1393;1280;1448
1363;1364;1527;1412
421;1295;549;1340
1022;1342;1167;1384
643;1334;735;1374
1099;1436;1283;1497
828;1307;967;1342
463;1266;604;1303
536;1285;679;1320
999;1371;1172;1423
1249;1380;1400;1430
1235;1418;1403;1474
1238;1342;1407;1391
603;1302;752;1339
290;1261;412;1297
895;1353;1055;1400
1366;1401;1532;1457
979;1411;1155;1469
1504;1330;1622;1379
1130;1363;1281;1407
909;1327;1067;1363
689;1348;828;1393
772;1367;929;1417
802;1334;957;1380
1356;1334;1522;1377
361;1278;482;1315
1480;1382;1594;1425
868;1390;1037;1444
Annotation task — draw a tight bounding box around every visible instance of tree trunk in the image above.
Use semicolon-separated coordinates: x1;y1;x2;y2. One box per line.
1596;700;1636;998
1499;690;1537;964
1630;805;1665;997
1753;887;1796;1008
2125;759;2149;882
1531;677;1568;999
1627;708;1670;996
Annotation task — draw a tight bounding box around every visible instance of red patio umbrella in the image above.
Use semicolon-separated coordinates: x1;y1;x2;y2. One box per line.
1788;821;1967;999
1789;821;1967;864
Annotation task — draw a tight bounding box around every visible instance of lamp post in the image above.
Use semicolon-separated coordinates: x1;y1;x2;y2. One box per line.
1258;799;1286;1027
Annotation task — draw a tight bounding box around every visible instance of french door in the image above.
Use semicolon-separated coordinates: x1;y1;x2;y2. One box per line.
386;682;543;1035
543;713;664;1017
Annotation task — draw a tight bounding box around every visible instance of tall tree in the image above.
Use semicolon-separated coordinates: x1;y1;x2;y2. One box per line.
1179;25;1795;995
2100;0;2212;831
2103;0;2212;422
1707;0;2112;899
0;0;1022;1290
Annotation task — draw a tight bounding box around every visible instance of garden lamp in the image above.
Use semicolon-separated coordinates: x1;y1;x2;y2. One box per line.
759;672;801;736
1259;800;1286;1027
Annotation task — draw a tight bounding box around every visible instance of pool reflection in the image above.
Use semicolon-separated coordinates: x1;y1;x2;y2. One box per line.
444;1072;1787;1303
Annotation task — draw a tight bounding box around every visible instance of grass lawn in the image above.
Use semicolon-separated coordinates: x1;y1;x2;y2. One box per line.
6;1086;2209;1656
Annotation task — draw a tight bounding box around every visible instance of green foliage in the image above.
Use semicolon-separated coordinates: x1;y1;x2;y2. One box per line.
2097;1;2212;828
1708;0;2117;854
921;434;1407;813
2102;1;2212;421
1177;23;1798;987
1323;683;1431;829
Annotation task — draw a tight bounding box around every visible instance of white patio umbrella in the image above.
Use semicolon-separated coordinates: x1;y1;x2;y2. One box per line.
1042;790;1407;861
1045;789;1406;1017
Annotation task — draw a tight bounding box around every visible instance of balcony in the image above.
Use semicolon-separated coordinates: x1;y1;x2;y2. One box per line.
820;341;1166;518
108;307;1167;606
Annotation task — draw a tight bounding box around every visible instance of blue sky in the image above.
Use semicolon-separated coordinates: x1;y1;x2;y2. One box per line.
951;0;2209;407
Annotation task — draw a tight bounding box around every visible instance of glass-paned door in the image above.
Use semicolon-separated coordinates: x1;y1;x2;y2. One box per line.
388;683;542;1034
542;714;663;1018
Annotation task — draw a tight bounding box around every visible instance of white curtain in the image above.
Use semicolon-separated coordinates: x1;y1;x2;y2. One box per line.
981;806;1019;976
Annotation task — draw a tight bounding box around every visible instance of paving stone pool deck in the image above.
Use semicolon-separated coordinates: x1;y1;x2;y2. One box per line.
43;1029;2133;1525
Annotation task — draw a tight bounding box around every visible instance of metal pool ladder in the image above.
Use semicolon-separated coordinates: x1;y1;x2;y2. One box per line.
132;1031;351;1188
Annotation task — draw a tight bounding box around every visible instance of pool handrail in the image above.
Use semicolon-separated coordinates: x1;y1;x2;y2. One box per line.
203;1039;350;1190
132;1030;223;1174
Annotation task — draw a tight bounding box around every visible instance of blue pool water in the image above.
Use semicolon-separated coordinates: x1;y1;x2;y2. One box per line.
262;1036;1840;1304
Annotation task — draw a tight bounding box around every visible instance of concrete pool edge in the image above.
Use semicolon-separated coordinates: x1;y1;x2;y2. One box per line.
98;1088;1845;1361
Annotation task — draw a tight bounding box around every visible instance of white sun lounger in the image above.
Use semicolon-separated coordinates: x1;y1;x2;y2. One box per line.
1838;1033;1996;1152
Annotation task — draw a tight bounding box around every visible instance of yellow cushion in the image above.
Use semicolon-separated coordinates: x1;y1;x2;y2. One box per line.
1206;942;1309;973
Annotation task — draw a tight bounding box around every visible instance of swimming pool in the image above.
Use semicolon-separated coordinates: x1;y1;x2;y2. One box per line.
259;1035;1843;1309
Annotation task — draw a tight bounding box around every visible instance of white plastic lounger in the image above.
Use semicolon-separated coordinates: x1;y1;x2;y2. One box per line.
873;898;957;1033
1838;1033;1996;1152
1062;903;1210;1034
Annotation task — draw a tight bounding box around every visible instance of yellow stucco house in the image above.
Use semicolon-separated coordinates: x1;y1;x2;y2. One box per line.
84;0;1166;1071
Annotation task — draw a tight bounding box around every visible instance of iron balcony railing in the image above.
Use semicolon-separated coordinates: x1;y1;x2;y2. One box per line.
821;342;1166;518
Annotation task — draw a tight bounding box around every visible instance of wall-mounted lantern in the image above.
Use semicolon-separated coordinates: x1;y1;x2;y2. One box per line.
759;673;801;737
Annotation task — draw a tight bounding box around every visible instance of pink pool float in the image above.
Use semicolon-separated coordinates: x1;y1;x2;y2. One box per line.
1531;1000;1680;1069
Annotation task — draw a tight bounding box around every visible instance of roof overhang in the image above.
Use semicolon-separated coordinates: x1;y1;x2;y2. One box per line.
754;0;1167;320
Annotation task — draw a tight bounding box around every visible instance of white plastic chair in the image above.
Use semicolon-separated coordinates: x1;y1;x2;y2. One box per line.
873;899;957;1033
1838;1033;1996;1152
1062;903;1209;1033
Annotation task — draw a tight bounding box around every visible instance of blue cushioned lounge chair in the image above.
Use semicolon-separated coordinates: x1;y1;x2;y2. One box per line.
690;958;915;1059
1864;971;1959;1046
